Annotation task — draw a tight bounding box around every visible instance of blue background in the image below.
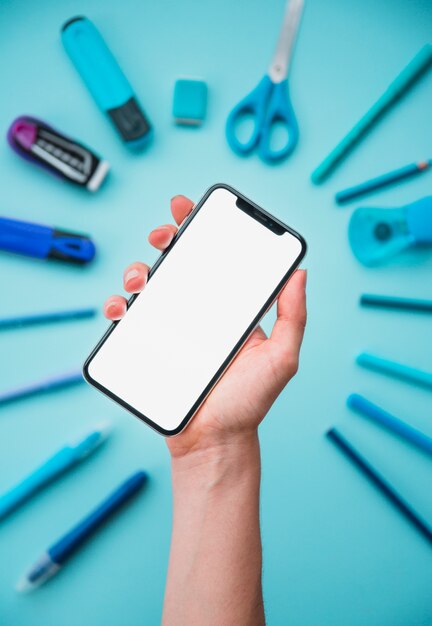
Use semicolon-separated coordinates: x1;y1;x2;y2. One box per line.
0;0;431;624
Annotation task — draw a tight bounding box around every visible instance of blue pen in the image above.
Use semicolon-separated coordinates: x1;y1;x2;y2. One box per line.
0;423;111;520
16;470;148;591
360;294;432;313
0;307;96;330
327;428;432;544
0;370;83;406
348;394;432;456
62;17;152;148
0;216;96;265
357;353;432;390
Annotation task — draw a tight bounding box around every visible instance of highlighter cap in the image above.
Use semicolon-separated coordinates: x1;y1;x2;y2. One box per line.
61;17;152;147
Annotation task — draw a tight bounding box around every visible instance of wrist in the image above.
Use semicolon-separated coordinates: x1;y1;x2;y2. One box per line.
170;431;261;491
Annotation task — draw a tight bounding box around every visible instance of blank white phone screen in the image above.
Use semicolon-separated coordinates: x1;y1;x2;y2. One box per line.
87;187;303;433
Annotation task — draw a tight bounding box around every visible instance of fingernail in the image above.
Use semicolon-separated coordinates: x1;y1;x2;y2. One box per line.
125;268;140;285
104;300;125;320
157;227;174;245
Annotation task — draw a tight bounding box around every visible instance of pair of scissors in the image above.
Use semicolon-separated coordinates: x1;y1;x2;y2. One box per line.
226;0;304;163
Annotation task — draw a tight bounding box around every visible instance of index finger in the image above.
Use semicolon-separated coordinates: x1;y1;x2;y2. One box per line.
171;195;194;225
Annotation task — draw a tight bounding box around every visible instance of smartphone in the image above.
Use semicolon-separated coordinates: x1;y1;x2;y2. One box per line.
83;184;306;436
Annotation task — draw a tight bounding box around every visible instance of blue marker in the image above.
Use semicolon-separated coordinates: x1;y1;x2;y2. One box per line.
0;370;83;406
0;423;111;520
356;353;432;390
0;216;95;265
62;17;152;148
348;394;432;456
17;471;148;591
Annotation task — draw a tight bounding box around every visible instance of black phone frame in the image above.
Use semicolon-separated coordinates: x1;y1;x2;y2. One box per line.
83;183;307;436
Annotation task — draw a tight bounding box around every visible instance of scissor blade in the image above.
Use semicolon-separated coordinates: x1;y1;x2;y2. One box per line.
269;0;304;83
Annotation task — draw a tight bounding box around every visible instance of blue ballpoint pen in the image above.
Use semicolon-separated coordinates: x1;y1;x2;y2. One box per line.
17;470;148;591
0;423;111;520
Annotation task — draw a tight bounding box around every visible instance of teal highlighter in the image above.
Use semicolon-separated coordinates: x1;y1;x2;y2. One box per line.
61;17;152;149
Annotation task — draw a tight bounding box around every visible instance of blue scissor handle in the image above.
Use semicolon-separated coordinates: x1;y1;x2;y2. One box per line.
226;75;273;155
258;79;299;162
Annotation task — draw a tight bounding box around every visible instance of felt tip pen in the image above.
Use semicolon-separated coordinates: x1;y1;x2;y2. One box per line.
62;17;152;148
16;470;148;592
7;116;109;191
0;423;111;520
0;216;96;265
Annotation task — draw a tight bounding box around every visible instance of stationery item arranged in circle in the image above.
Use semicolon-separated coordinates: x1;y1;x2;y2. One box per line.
173;79;208;126
0;216;96;265
62;16;152;149
356;353;432;390
226;0;304;163
312;44;432;183
348;196;432;265
336;159;432;205
16;470;148;591
0;423;111;521
327;428;432;545
0;307;96;331
7;116;109;192
360;294;432;313
0;370;84;407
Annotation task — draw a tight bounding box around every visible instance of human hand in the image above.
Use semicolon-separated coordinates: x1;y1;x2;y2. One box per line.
104;195;307;460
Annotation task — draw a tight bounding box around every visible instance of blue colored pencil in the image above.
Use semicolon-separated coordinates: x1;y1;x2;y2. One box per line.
17;470;148;591
0;370;83;406
335;160;431;204
327;428;432;544
0;307;96;330
356;353;432;390
360;294;432;313
348;394;432;455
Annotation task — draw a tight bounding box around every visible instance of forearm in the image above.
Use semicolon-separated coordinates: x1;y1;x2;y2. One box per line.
162;433;265;626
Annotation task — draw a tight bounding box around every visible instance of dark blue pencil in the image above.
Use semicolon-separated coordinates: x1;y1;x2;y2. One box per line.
327;428;432;544
336;160;431;204
360;294;432;313
0;307;96;330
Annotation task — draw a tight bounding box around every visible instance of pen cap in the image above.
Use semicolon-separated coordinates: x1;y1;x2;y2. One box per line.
348;197;432;266
61;17;152;147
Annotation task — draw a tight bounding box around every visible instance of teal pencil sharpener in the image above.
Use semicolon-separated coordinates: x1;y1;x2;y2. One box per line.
348;196;432;266
62;16;152;149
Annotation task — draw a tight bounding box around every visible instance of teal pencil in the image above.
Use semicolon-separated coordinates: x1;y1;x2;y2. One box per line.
312;44;432;184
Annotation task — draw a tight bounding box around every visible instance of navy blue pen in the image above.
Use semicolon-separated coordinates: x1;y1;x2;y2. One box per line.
17;470;148;591
0;216;96;265
327;428;432;545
